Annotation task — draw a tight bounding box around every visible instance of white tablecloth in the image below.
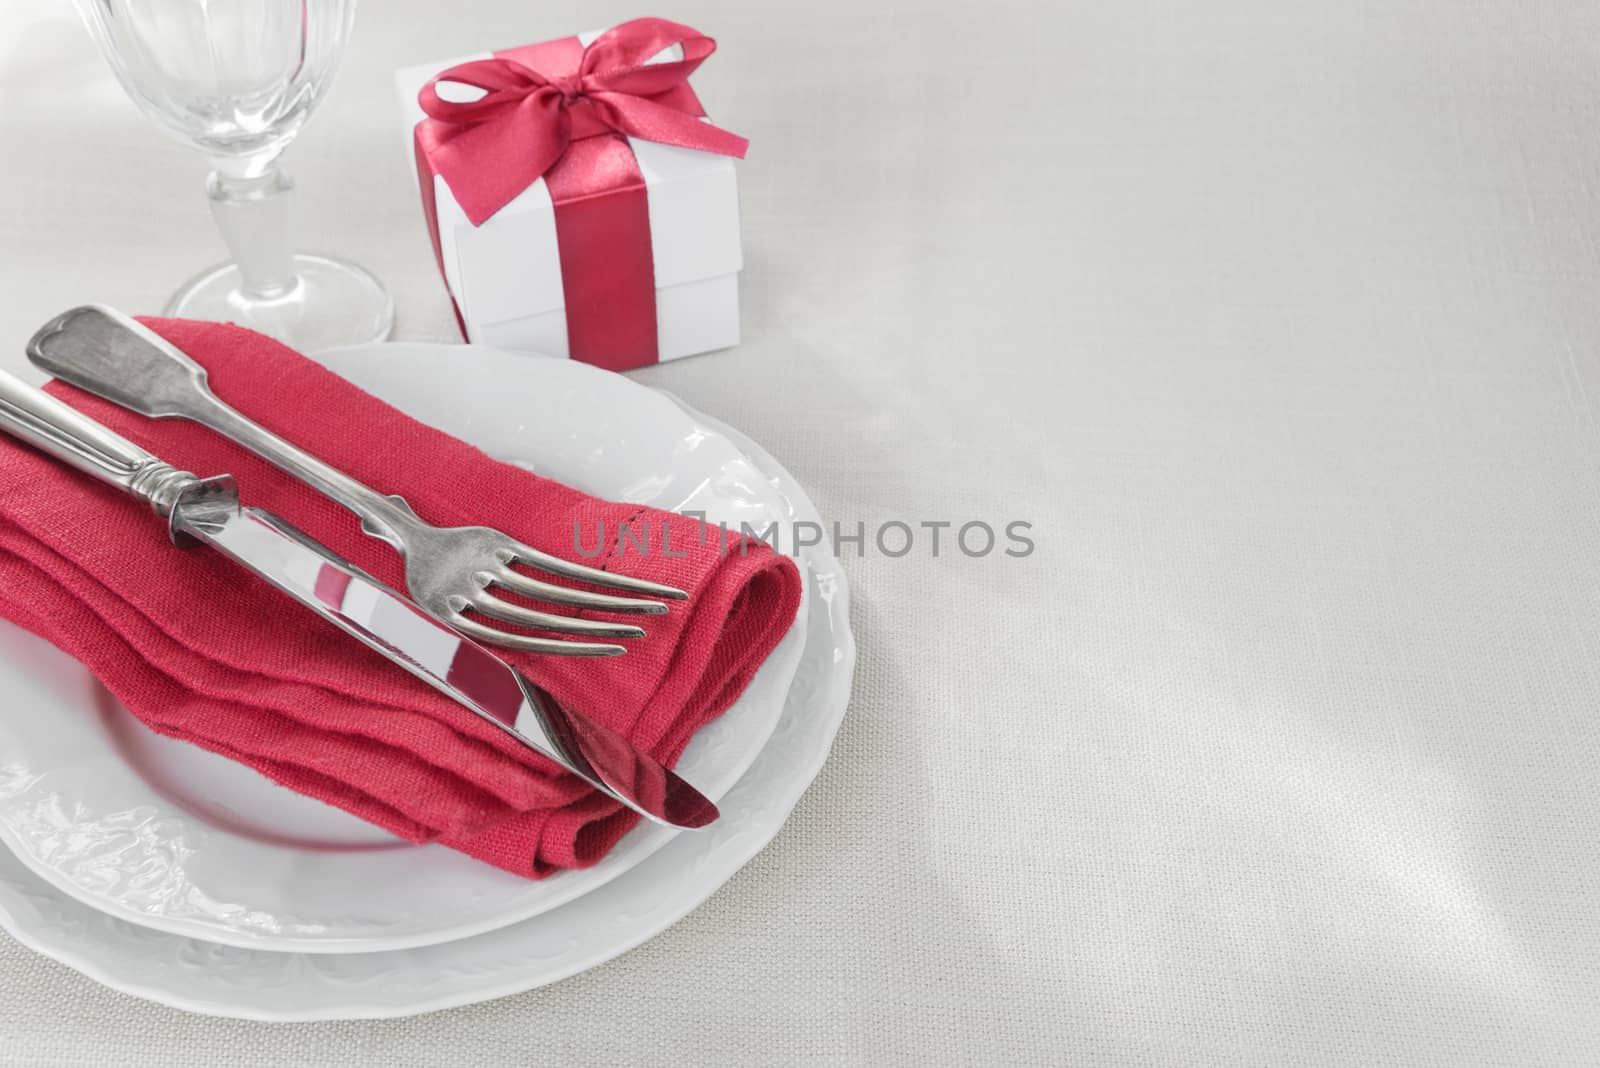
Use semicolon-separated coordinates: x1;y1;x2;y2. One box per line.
4;0;1600;1062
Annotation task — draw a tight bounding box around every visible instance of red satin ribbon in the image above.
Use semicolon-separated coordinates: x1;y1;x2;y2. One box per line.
412;19;748;371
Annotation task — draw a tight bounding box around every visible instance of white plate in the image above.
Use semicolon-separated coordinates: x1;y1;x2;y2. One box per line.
0;389;853;1020
0;345;808;953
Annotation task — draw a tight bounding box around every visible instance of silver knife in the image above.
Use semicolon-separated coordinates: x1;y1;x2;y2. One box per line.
0;370;717;830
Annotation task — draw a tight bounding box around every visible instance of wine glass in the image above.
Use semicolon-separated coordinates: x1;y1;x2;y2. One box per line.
73;0;393;350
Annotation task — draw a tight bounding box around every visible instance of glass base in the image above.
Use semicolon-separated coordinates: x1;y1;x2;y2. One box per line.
164;253;394;352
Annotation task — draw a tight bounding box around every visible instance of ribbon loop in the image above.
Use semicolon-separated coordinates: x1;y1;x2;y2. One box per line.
578;18;718;91
418;57;554;124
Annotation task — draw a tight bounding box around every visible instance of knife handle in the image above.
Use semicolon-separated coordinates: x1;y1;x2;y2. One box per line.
0;369;199;517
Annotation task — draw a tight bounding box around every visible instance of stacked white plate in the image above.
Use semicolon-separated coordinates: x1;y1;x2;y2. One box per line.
0;343;854;1020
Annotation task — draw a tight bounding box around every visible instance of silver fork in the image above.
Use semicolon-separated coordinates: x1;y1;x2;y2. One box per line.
27;305;686;657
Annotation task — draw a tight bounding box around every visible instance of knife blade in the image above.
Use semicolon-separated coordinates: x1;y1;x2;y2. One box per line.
0;368;717;830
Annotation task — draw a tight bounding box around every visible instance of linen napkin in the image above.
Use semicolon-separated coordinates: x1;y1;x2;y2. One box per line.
0;319;802;877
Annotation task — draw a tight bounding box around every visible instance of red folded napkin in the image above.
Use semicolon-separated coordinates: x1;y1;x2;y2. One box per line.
0;319;802;877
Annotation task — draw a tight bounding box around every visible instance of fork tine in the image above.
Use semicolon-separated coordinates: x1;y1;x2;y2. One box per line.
487;567;674;615
450;614;628;657
509;542;689;601
471;594;648;639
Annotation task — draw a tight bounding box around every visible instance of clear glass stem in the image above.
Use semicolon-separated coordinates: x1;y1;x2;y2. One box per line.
206;161;298;299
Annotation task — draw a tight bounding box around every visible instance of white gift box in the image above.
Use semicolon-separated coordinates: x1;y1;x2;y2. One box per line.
395;29;742;367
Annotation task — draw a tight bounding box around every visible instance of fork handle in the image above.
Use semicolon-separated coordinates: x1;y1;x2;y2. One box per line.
27;305;419;549
183;393;421;550
0;368;199;517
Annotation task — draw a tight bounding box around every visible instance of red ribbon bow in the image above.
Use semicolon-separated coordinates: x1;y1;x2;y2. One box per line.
418;18;749;225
